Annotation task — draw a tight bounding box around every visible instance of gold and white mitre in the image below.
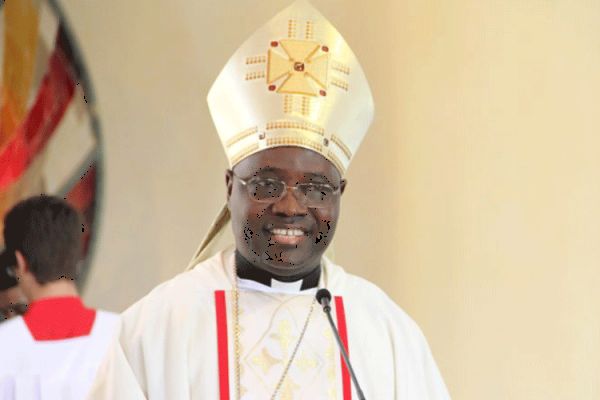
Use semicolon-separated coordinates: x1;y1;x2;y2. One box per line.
207;0;374;175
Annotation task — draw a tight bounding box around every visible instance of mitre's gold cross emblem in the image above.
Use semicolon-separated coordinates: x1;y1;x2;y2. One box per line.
267;39;329;96
244;19;351;116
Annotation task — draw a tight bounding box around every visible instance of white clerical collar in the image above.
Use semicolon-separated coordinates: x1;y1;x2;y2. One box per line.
234;251;321;294
237;277;318;295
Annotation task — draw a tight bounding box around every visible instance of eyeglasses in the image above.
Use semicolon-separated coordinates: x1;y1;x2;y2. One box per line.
232;171;342;208
0;302;28;320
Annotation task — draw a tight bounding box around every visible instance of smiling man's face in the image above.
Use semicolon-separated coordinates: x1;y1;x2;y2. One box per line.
226;146;346;279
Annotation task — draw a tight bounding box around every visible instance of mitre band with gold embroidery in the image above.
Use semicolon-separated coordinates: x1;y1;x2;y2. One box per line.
207;0;374;175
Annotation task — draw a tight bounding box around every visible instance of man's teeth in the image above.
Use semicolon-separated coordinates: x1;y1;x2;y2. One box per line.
270;228;304;237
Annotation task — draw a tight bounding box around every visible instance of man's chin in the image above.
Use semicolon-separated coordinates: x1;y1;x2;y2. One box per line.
259;251;313;277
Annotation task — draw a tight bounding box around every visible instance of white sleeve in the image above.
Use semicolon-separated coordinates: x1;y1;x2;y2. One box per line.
417;331;452;400
381;292;452;399
87;320;147;400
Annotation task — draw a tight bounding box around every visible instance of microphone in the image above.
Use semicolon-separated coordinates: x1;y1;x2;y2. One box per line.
316;289;366;400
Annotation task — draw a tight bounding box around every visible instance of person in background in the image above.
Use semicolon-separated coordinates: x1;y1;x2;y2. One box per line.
0;251;27;321
0;195;118;399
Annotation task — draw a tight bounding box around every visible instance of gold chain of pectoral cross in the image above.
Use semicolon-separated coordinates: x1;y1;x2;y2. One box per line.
233;262;317;400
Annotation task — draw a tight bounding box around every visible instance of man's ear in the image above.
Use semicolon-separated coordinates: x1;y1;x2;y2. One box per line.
14;250;28;279
225;169;234;200
340;179;347;195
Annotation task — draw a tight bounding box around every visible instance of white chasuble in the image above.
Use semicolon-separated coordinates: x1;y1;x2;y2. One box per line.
0;311;118;400
88;249;451;399
235;286;340;400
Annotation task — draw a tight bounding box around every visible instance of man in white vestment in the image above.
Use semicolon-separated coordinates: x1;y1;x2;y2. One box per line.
90;2;451;399
0;196;118;399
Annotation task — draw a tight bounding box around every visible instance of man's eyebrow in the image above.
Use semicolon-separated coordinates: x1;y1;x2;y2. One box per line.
251;168;333;182
304;173;333;182
253;166;279;175
305;172;327;178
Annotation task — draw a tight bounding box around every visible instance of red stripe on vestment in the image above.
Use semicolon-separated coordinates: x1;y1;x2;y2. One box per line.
214;290;230;400
335;296;352;400
0;42;75;190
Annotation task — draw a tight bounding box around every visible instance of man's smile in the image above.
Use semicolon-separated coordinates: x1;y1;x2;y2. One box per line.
267;227;307;245
264;223;310;246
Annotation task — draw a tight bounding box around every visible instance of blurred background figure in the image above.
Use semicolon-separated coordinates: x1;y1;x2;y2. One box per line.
0;195;117;400
0;251;27;321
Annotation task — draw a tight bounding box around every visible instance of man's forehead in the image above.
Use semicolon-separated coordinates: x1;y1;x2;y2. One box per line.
234;147;340;179
253;166;332;180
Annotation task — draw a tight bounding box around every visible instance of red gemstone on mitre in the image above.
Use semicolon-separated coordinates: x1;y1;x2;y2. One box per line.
319;90;327;96
271;41;279;47
268;85;276;91
322;45;329;52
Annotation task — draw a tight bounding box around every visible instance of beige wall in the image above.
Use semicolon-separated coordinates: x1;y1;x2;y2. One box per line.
61;0;600;398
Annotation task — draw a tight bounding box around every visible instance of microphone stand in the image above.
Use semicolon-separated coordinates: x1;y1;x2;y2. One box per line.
317;289;367;400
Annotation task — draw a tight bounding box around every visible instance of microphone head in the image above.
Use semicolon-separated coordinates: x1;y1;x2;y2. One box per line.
316;288;332;304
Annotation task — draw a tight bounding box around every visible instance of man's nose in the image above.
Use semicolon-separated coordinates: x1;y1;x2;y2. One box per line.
271;187;308;216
